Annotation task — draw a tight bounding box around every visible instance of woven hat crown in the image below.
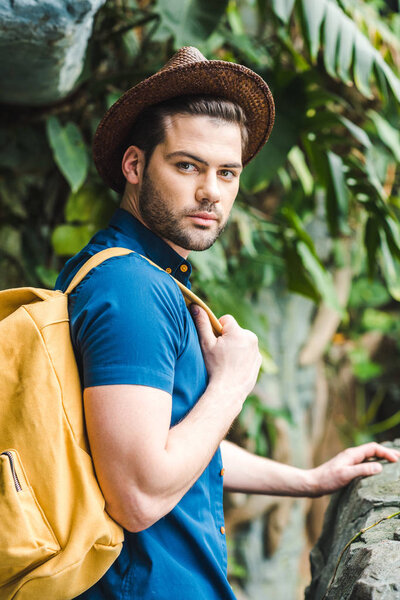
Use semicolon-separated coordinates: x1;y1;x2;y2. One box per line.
161;47;207;71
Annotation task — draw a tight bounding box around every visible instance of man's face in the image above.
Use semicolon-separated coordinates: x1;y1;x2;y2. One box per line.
137;114;243;256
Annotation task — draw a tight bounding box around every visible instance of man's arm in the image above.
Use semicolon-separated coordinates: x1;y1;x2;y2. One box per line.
220;440;400;497
84;310;262;532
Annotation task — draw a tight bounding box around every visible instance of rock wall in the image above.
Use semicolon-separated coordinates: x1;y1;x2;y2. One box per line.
306;440;400;600
0;0;106;105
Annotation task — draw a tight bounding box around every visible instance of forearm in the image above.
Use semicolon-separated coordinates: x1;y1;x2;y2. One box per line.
220;440;314;497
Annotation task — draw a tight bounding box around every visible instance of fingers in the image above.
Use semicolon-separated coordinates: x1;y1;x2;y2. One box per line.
342;461;383;484
313;443;399;495
218;314;238;332
365;443;400;462
342;442;400;466
219;314;257;344
190;304;217;350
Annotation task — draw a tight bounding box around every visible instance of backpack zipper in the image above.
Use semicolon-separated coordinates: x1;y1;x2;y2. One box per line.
1;451;22;492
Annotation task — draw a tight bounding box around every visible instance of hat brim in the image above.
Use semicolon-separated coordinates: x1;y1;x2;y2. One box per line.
93;60;275;193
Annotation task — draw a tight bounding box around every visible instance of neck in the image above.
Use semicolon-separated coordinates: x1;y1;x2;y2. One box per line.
120;192;142;224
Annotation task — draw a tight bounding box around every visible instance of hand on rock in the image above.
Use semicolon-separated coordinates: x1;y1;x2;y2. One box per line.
308;442;400;497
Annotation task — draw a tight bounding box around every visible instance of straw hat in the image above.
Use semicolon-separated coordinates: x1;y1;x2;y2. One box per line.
93;46;275;193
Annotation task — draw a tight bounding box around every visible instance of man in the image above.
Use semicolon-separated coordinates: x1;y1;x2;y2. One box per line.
56;47;399;599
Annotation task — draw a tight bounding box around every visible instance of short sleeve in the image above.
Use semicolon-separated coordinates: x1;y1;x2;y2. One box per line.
69;254;185;393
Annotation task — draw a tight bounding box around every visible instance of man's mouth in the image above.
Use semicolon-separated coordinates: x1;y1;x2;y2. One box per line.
187;212;218;225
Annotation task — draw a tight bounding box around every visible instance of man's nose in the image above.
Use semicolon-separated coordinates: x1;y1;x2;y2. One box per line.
195;172;221;204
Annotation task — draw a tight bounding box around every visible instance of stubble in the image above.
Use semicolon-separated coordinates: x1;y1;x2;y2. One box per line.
138;172;227;251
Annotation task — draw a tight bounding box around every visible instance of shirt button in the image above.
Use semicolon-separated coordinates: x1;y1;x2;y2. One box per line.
180;264;188;272
220;526;225;535
220;468;225;477
166;267;172;273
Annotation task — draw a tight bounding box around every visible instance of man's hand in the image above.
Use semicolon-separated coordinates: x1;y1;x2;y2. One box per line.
190;306;262;415
307;442;400;497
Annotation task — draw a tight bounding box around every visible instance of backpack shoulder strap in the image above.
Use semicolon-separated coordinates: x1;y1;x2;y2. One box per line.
64;247;132;295
64;247;222;336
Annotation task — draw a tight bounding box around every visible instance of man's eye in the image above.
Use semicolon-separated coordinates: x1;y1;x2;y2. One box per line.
177;162;195;172
220;170;235;179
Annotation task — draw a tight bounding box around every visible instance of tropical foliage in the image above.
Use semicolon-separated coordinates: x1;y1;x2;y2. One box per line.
1;0;400;594
3;0;399;305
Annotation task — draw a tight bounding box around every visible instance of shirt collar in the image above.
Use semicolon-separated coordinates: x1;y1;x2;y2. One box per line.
108;208;192;285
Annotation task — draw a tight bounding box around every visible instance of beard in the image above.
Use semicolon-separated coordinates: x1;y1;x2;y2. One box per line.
138;171;227;251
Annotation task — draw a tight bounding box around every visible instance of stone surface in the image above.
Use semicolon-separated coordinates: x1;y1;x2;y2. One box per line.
306;440;400;600
0;0;106;105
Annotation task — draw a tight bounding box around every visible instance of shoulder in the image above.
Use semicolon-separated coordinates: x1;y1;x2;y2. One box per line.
69;252;186;328
77;252;181;300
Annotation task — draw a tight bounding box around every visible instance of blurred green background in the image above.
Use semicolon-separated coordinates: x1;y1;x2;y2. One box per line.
1;0;400;597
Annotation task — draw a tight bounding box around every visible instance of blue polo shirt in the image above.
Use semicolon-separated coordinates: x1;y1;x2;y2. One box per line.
55;208;237;600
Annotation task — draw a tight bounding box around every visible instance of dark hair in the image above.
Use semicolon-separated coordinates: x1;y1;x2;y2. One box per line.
124;95;248;165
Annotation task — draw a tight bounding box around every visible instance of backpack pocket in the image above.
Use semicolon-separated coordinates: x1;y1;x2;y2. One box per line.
0;449;60;586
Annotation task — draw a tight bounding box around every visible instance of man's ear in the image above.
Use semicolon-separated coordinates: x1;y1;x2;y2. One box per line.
121;145;146;185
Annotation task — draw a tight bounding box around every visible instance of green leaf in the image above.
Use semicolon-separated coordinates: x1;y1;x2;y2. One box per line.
241;110;298;193
374;50;400;102
327;151;349;214
122;29;140;60
52;224;95;257
46;117;89;193
353;30;374;98
106;92;122;109
287;146;313;195
338;115;372;148
336;13;354;85
226;0;244;35
35;265;59;289
222;31;269;66
364;217;380;278
234;212;258;256
364;148;388;200
271;0;296;23
323;2;341;78
190;241;227;281
326;151;349;235
64;185;116;228
297;0;400;101
282;206;316;252
362;308;394;334
301;0;326;61
65;189;98;224
157;0;229;46
349;277;390;309
260;348;279;375
341;0;400;54
379;229;400;301
349;347;382;381
367;110;400;163
0;225;22;258
283;241;320;302
305;86;346;110
383;216;400;263
297;241;342;313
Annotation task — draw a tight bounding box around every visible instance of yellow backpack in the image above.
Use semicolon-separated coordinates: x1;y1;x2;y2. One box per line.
0;247;221;600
